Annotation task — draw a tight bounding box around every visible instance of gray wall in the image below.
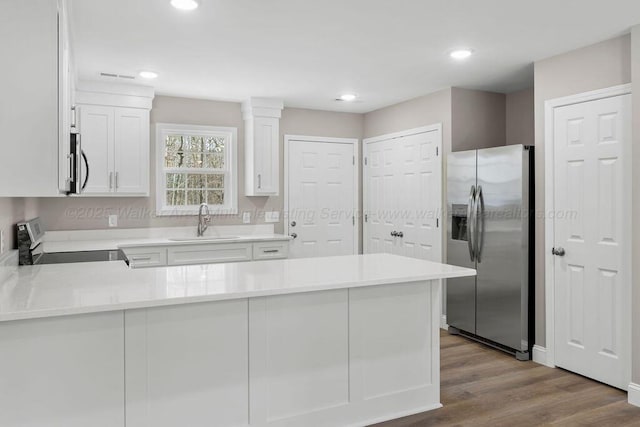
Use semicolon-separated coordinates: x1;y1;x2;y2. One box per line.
363;88;452;154
533;34;631;347
506;88;534;146
631;26;640;386
0;198;26;250
33;96;364;240
451;88;506;151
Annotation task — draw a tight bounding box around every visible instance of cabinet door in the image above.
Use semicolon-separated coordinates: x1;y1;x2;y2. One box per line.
114;108;149;195
0;312;125;427
252;116;279;195
79;105;115;194
0;0;59;196
125;302;249;427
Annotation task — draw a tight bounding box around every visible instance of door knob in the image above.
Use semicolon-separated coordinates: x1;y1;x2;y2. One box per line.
552;247;565;256
397;231;404;238
290;221;296;227
290;233;297;239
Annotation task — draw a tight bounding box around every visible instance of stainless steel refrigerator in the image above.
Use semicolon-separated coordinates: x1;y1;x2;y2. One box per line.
446;144;534;360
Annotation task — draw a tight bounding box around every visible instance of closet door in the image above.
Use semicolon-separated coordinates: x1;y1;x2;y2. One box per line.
395;132;441;261
364;127;442;262
364;138;397;254
79;105;114;194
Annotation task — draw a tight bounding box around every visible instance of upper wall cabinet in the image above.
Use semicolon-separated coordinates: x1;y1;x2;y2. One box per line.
76;82;154;197
242;98;284;196
0;0;74;196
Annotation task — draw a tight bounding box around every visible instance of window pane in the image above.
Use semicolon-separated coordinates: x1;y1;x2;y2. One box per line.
187;189;206;205
205;136;225;153
166;173;185;188
206;174;224;188
165;135;182;152
188;136;204;152
186;174;205;188
166;190;185;206
206;190;224;205
204;153;224;169
181;152;201;168
165;151;190;168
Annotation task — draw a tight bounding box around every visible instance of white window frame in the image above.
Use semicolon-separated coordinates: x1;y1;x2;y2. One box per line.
155;123;238;216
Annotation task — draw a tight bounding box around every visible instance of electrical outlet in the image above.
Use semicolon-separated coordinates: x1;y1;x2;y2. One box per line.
0;229;4;255
265;211;280;223
108;215;118;228
242;212;251;224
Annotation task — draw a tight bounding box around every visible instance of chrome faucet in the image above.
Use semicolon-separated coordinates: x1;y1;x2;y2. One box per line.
197;203;211;237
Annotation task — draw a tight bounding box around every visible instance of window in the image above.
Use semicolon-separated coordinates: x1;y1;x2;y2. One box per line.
156;123;237;215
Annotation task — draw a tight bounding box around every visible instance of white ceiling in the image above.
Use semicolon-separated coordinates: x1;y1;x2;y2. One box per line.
70;0;640;113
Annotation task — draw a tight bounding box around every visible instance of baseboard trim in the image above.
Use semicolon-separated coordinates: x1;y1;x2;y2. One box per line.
629;383;640;407
532;345;553;367
440;315;448;330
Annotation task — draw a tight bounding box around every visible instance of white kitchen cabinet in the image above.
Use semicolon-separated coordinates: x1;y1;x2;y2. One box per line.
124;246;168;268
0;0;73;196
114;108;150;194
121;240;289;268
0;312;125;427
79;105;114;193
125;301;249;427
77;103;150;196
167;242;253;266
253;240;289;260
242;98;284;196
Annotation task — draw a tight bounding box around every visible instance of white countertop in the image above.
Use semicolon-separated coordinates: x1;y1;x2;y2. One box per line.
0;254;475;322
40;225;291;253
42;234;291;253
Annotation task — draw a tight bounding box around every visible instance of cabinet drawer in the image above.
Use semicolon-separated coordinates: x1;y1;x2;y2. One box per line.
252;241;289;260
122;247;167;268
167;243;252;266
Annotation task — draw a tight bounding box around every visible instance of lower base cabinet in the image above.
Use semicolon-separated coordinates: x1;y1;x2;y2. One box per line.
0;281;440;427
0;312;125;427
124;301;249;427
123;282;439;427
122;241;288;269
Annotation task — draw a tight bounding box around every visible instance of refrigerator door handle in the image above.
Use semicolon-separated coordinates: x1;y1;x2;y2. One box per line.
467;185;476;262
475;185;485;262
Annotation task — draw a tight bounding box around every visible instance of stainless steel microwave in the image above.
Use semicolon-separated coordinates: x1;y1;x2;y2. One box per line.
67;131;88;195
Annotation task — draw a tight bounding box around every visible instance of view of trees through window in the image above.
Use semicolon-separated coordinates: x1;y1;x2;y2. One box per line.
164;135;226;206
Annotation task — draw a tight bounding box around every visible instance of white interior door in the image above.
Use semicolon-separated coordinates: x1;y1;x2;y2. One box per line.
287;139;356;258
552;93;631;389
395;131;441;260
364;127;442;262
363;138;396;254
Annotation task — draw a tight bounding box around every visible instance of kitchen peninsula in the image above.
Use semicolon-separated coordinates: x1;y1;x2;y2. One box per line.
0;253;475;427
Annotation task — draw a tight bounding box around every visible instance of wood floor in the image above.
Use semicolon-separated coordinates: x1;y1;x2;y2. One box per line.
373;331;640;427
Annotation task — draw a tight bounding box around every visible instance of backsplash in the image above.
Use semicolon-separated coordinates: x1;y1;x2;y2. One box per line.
0;198;28;250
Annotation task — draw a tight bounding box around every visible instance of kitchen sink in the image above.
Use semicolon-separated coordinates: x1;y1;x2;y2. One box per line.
169;236;240;242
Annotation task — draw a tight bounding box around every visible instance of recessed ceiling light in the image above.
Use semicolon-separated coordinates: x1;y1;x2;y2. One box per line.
339;93;357;102
170;0;199;11
139;71;159;79
450;49;474;60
